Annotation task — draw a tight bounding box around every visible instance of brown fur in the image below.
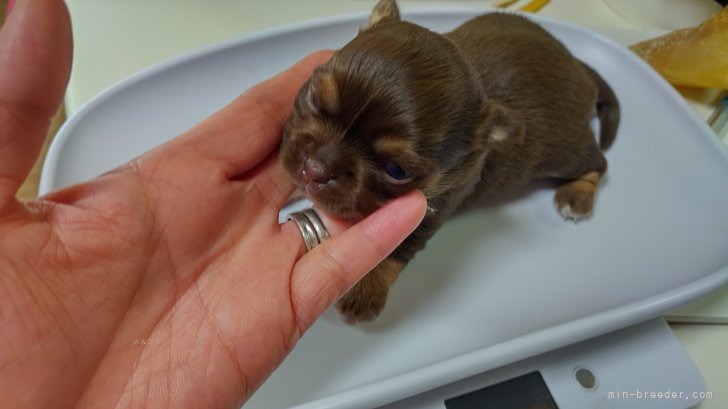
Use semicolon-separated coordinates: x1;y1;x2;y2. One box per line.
279;0;619;323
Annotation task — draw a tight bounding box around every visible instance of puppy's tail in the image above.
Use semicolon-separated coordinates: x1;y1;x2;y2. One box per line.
582;62;620;150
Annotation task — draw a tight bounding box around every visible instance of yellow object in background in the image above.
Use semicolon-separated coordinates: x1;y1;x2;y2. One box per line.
495;0;550;13
519;0;550;13
631;7;728;89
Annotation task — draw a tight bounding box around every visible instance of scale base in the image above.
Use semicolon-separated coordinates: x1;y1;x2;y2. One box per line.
378;318;705;409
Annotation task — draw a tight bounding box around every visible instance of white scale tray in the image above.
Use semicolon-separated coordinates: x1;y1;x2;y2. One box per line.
40;8;728;409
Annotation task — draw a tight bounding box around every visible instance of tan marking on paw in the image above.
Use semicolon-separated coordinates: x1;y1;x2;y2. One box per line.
554;171;602;222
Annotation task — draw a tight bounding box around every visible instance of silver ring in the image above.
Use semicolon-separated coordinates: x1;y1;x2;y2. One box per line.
302;208;330;241
286;208;330;252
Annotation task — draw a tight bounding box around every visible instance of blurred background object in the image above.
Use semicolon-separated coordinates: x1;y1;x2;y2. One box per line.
627;3;728;144
496;0;551;12
630;6;728;89
605;0;722;30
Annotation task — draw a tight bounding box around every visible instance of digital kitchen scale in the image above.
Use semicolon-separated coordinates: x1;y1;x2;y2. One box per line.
40;7;728;409
376;318;705;409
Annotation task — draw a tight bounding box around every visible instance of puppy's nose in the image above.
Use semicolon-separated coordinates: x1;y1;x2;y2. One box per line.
302;156;335;185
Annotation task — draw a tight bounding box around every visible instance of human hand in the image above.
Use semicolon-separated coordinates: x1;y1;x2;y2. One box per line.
0;1;426;408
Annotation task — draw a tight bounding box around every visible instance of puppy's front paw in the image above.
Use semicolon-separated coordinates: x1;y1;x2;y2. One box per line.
336;277;389;324
336;258;403;324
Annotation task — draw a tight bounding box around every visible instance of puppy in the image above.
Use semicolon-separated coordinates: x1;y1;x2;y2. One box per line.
280;0;619;323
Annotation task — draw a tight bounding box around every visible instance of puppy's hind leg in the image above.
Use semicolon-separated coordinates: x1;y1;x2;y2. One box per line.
554;170;603;221
552;133;608;221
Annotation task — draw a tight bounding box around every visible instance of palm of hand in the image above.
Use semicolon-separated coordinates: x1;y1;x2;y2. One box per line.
2;73;320;408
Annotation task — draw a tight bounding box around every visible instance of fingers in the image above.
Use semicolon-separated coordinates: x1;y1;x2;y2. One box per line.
289;190;427;330
167;50;333;179
0;0;72;204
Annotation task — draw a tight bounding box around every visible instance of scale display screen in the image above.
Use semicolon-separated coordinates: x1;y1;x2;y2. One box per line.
444;372;558;409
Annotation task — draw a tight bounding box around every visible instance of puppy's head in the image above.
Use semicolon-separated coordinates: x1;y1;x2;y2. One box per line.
280;0;522;220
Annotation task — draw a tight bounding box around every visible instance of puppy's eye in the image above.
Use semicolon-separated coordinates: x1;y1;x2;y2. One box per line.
384;162;412;183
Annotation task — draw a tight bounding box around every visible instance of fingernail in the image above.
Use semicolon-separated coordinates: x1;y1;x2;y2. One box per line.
366;190;426;237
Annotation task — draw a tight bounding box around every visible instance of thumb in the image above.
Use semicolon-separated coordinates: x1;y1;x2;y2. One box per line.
0;0;72;206
289;190;427;330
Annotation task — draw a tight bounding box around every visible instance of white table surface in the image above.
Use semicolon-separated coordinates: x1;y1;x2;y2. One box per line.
62;1;727;407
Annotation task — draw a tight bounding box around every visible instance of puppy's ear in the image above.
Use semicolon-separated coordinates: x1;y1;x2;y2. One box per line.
365;0;401;29
474;101;525;150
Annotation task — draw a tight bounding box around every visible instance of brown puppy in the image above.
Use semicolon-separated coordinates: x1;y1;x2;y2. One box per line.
280;0;619;323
